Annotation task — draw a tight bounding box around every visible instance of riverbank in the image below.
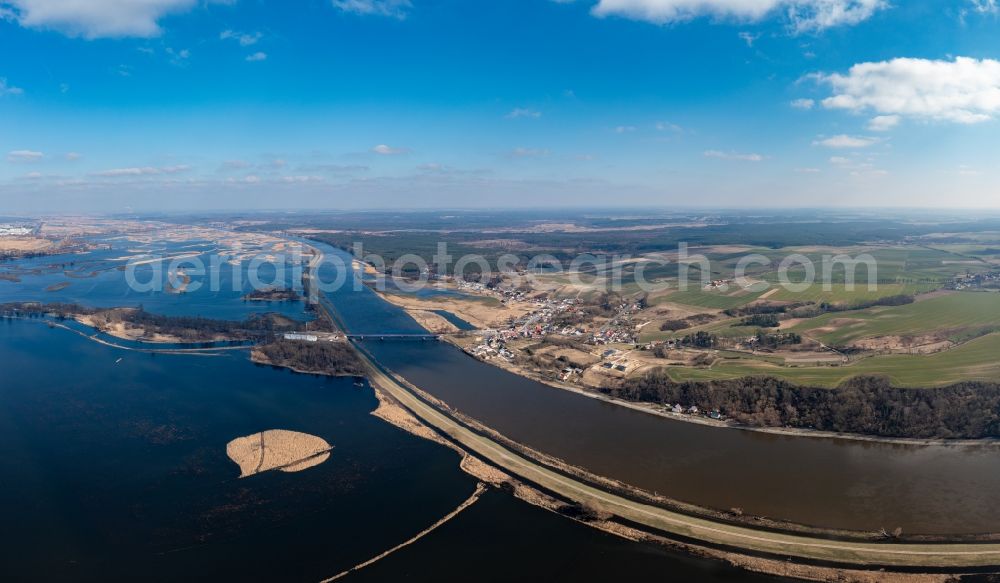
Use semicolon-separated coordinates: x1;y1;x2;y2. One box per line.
435;334;1000;448
376;288;533;329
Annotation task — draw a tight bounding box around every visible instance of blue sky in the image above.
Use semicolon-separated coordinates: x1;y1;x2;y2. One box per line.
1;0;999;212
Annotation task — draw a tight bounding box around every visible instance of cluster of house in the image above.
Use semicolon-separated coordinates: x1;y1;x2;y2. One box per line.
466;334;516;361
588;301;641;345
950;271;1000;291
454;278;532;303
704;279;732;291
661;403;725;420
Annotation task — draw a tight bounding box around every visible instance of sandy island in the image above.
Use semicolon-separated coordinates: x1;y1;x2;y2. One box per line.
226;429;332;478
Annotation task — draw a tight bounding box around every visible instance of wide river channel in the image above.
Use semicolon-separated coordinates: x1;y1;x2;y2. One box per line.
309;240;1000;536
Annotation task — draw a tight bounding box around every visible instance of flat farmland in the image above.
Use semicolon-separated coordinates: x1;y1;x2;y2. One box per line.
664;332;1000;388
791;291;1000;346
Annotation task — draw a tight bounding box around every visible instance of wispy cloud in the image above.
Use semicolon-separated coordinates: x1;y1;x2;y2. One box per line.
331;0;412;19
372;144;409;155
506;107;542;119
738;31;760;47
655;121;683;132
790;98;815;109
588;0;887;34
91;165;190;177
866;114;900;131
7;149;43;162
220;29;262;46
245;51;267;62
704;149;765;161
0;77;24;96
813;134;879;148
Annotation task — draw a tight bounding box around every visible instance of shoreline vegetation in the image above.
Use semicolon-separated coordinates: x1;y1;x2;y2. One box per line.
606;373;1000;440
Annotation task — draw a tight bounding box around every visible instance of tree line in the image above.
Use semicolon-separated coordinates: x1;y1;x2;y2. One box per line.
603;372;1000;439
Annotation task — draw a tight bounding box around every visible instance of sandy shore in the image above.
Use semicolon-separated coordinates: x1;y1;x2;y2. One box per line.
377;289;532;329
74;314;187;344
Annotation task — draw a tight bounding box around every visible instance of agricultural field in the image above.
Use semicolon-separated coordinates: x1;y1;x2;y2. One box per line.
664;332;1000;388
790;291;1000;346
651;287;766;310
761;282;937;303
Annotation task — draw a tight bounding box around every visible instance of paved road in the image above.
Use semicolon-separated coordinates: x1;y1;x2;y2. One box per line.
360;353;1000;569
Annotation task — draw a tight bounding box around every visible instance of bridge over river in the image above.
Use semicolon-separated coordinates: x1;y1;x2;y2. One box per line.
346;333;441;341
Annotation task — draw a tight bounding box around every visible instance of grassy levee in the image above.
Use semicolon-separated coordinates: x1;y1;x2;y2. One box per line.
790;291;1000;346
355;344;1000;569
666;333;1000;387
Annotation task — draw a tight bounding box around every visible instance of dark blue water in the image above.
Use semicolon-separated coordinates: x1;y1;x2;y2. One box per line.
0;319;475;581
432;309;477;331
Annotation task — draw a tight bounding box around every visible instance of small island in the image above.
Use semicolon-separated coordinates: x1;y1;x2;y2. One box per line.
243;287;301;302
251;336;366;377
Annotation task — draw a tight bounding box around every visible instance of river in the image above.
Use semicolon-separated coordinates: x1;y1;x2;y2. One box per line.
308;240;1000;535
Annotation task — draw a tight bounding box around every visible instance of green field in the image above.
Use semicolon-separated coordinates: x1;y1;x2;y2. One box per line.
762;282;936;303
790;291;1000;345
664;332;1000;387
653;287;766;310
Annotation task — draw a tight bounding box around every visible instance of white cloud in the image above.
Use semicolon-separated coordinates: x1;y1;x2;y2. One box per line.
220;29;262;46
7;149;43;162
655;121;683;132
614;125;637;133
790;98;815;109
968;0;997;13
703;149;764;161
0;77;24;96
0;0;198;38
818;57;1000;124
65;152;82;161
372;144;409;155
331;0;411;19
245;51;267;62
589;0;886;33
92;165;190;177
866;114;899;131
738;31;759;46
813;134;878;148
506;107;542;119
794;167;821;173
